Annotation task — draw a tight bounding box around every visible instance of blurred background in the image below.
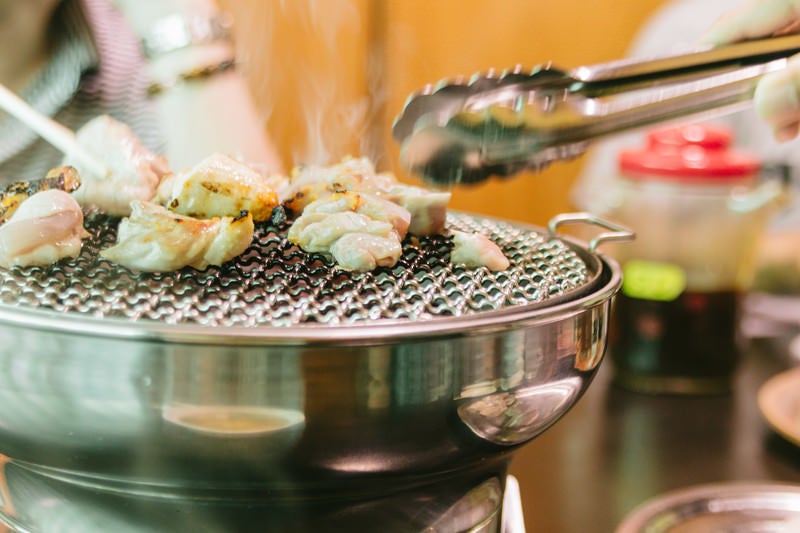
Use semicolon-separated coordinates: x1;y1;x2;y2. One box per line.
218;0;667;227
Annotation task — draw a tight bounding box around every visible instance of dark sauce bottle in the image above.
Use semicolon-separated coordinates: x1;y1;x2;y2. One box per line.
610;289;741;394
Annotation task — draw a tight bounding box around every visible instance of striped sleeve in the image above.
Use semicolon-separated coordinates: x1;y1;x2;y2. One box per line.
0;0;164;184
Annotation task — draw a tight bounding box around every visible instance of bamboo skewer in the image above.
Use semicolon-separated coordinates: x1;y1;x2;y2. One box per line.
0;83;108;178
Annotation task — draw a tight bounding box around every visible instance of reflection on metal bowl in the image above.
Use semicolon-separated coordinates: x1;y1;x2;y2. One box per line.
457;376;585;446
162;405;306;437
0;459;510;533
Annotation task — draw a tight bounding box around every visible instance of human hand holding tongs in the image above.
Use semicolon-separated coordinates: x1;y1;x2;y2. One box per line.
393;32;800;187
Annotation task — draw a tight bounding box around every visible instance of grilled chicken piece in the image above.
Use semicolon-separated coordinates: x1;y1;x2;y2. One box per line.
155;153;280;222
380;183;450;236
65;115;169;217
329;233;402;272
288;211;395;252
284;157;456;271
0;166;81;224
285;156;450;236
0;189;88;268
287;211;402;271
302;191;411;239
284;157;374;214
450;231;510;271
101;201;254;272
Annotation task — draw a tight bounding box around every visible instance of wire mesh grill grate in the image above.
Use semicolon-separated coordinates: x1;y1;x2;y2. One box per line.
0;213;591;327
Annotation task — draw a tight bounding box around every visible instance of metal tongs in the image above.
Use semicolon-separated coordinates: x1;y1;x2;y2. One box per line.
392;34;800;186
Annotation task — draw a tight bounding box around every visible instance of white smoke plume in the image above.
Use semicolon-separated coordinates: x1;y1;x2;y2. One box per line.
230;0;388;169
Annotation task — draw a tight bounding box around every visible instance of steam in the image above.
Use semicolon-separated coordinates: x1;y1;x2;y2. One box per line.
232;0;388;169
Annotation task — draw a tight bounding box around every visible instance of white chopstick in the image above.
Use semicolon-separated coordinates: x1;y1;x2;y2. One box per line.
0;83;108;178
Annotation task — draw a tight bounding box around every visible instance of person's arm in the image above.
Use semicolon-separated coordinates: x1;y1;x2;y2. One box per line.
703;0;800;142
112;0;284;173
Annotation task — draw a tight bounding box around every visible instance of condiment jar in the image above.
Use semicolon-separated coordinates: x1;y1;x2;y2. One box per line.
607;123;783;394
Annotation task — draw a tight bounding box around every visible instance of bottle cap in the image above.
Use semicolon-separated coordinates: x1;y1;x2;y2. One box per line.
618;124;760;181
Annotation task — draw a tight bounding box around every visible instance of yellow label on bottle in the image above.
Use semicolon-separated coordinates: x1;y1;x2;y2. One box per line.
621;260;686;301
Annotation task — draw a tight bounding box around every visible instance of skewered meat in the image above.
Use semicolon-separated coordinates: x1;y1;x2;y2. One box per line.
155;153;280;221
0;166;81;224
64;115;169;217
101;201;254;272
450;231;510;271
0;189;88;268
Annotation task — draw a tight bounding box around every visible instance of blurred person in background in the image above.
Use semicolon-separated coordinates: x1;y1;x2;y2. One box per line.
0;0;283;184
572;0;800;293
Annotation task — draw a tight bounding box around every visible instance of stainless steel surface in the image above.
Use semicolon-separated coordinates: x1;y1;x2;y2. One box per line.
0;212;629;531
393;34;800;186
0;510;29;533
615;482;800;533
0;460;523;533
548;213;635;254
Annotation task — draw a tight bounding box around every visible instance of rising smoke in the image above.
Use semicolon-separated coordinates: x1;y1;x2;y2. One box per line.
230;0;388;170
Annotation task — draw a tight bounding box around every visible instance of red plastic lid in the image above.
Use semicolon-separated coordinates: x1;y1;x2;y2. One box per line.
618;124;760;181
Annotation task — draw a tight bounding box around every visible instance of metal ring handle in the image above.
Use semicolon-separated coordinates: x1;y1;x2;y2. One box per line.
548;212;635;253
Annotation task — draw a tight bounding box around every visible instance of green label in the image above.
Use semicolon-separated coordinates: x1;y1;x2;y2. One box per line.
622;260;686;301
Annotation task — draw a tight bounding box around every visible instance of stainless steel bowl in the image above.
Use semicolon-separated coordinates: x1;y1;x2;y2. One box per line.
0;211;630;531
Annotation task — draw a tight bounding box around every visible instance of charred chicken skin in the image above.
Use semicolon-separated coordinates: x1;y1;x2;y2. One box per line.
101;201;255;272
0;166;81;224
156;153;280;222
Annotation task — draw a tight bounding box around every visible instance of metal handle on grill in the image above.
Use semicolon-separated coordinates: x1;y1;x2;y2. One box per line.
393;34;800;187
548;213;635;253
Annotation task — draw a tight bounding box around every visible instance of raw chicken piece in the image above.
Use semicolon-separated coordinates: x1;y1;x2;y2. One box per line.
0;189;88;268
101;201;254;272
155;153;279;221
450;231;510;271
0;166;82;224
302;192;411;239
65;115;170;217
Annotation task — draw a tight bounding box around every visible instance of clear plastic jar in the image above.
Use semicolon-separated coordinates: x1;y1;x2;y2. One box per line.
607;124;782;394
